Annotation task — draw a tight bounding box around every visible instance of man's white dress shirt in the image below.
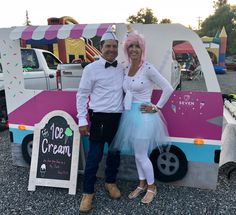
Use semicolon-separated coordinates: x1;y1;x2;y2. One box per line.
76;57;124;126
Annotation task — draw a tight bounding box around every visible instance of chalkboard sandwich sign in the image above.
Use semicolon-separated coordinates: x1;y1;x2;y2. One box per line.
28;110;80;195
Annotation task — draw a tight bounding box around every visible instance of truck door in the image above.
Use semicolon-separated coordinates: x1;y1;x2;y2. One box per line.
21;49;48;90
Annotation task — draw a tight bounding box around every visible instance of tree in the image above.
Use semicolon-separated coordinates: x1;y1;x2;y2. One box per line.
127;8;158;24
213;0;228;9
199;4;236;55
160;18;172;24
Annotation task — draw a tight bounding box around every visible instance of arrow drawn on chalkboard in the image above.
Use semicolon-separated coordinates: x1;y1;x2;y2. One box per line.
64;128;73;144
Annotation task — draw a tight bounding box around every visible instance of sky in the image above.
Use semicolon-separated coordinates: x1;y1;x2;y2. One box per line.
1;0;236;29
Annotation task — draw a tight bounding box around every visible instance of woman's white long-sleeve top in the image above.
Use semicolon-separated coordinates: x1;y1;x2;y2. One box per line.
123;61;174;109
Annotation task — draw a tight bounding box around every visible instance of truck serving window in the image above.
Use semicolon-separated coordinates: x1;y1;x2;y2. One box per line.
21;49;39;70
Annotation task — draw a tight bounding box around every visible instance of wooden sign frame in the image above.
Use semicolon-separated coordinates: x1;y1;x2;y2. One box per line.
28;110;80;195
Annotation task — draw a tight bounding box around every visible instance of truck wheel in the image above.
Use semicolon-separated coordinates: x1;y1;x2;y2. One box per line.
150;145;188;182
21;134;33;164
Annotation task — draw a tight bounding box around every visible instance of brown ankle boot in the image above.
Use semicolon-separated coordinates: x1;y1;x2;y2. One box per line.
79;194;94;213
105;183;121;199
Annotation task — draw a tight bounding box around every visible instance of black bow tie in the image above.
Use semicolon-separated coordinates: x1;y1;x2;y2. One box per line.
105;60;118;68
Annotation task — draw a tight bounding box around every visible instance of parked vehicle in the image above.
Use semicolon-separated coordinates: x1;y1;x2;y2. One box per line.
171;51;181;89
56;62;89;90
56;55;181;91
0;48;62;129
225;55;236;71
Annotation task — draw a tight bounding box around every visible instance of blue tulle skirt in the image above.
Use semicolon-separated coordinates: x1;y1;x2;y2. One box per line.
110;103;170;155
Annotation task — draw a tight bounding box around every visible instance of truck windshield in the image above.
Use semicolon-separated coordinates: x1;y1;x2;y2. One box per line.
21;49;39;70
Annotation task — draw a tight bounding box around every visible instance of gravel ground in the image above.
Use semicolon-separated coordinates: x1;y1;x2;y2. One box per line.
1;70;236;215
181;70;236;94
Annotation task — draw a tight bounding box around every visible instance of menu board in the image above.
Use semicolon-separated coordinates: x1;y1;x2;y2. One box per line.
36;115;73;180
28;111;81;195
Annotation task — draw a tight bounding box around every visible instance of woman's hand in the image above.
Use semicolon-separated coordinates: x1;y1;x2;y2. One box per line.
140;103;159;113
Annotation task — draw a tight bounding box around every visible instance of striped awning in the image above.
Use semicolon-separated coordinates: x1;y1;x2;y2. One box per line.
10;23;112;40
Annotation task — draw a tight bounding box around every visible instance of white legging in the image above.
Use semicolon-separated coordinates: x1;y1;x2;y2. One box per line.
134;151;155;185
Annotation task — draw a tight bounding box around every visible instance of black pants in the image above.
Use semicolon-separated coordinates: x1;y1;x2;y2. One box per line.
83;110;121;194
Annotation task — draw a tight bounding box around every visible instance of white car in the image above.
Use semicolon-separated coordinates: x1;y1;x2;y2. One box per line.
171;51;181;89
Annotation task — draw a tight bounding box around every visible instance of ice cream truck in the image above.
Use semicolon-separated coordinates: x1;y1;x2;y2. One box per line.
0;23;223;189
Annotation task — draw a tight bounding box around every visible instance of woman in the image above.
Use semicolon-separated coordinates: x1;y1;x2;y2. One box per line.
110;29;174;204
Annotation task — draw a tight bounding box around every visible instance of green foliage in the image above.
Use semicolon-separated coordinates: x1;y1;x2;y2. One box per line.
90;36;101;51
160;19;172;24
213;0;228;9
127;8;158;24
199;4;236;55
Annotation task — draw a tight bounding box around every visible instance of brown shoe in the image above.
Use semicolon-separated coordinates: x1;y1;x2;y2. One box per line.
105;183;121;199
79;194;94;213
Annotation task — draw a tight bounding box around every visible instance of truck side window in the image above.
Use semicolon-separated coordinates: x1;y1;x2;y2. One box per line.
43;52;61;70
21;49;39;70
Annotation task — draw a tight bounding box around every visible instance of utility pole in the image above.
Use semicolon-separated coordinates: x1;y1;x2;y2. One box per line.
25;10;31;26
196;16;202;30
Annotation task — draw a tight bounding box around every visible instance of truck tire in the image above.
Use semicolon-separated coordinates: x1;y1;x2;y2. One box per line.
150;145;188;182
21;134;33;164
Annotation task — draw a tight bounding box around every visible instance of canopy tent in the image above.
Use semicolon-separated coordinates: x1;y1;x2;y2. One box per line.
173;42;195;55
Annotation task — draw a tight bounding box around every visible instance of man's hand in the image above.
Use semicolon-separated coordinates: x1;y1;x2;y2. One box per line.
79;125;90;136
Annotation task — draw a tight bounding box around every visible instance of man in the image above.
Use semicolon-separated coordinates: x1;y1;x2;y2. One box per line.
77;29;124;213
